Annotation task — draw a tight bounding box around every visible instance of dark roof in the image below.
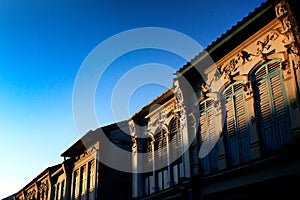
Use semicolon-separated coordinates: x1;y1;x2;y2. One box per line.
130;88;174;121
61;120;129;157
178;0;274;75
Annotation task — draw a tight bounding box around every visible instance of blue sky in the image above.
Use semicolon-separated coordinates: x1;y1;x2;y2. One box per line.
0;0;266;198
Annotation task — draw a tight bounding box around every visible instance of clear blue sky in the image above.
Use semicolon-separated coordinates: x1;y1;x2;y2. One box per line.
0;0;266;198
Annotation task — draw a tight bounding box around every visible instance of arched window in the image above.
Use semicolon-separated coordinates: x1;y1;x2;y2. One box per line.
73;170;80;200
154;129;168;168
253;59;290;154
224;81;250;167
169;117;183;185
154;129;168;192
143;119;183;196
198;98;218;174
169;117;181;163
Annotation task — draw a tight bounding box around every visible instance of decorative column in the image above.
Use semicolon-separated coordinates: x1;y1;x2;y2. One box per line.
128;119;139;198
276;0;300;137
243;80;261;160
173;78;191;180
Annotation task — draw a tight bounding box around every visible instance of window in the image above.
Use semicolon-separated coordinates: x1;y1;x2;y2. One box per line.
253;59;290;154
198;98;218;174
60;180;64;200
81;166;87;200
224;81;250;166
88;161;95;200
169;117;183;184
154;129;168;192
142;117;184;196
56;182;61;200
73;170;80;200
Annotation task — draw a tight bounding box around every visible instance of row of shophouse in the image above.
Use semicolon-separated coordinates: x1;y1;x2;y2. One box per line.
7;0;300;199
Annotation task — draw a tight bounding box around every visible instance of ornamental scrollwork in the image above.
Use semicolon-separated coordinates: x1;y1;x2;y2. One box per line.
275;1;288;18
243;81;253;98
275;1;300;56
26;189;37;200
218;50;255;81
200;82;209;99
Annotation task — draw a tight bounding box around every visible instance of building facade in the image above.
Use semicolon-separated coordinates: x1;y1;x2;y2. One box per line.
9;0;300;200
131;0;300;199
12;121;132;200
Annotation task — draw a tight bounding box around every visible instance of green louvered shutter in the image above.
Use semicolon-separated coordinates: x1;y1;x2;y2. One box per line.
254;60;290;154
224;82;250;167
155;129;168;169
169;118;181;163
199;99;218;174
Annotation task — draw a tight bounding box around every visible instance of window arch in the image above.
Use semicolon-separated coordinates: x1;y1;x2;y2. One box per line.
253;59;290;154
198;98;218;174
223;81;250;167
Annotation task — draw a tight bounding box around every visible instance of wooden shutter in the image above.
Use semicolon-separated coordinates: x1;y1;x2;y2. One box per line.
144;139;153;172
169;118;182;163
199;99;218;174
224;82;250;167
155;129;167;169
254;60;290;153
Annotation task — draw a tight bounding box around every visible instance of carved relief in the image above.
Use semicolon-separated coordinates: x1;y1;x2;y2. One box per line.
275;1;288;18
188;112;197;134
200;82;209;99
237;50;252;65
39;180;49;200
218;50;254;82
214;99;222;113
218;28;285;82
292;58;300;70
26;189;37;200
131;136;137;154
243;81;253;98
275;1;300;55
128;120;135;135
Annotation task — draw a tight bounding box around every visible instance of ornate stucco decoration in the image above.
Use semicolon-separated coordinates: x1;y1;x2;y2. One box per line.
200;82;209;100
25;189;37;200
243;81;253;98
217;50;254;82
131;135;137;154
146;102;177;135
218;28;288;83
39;180;49;199
275;0;300;69
255;31;280;60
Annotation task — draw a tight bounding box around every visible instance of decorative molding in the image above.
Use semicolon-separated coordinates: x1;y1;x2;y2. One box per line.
243;81;253;98
218;28;287;83
275;0;300;56
213;99;219;112
131;136;137;154
188;112;197;134
25;189;37;200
